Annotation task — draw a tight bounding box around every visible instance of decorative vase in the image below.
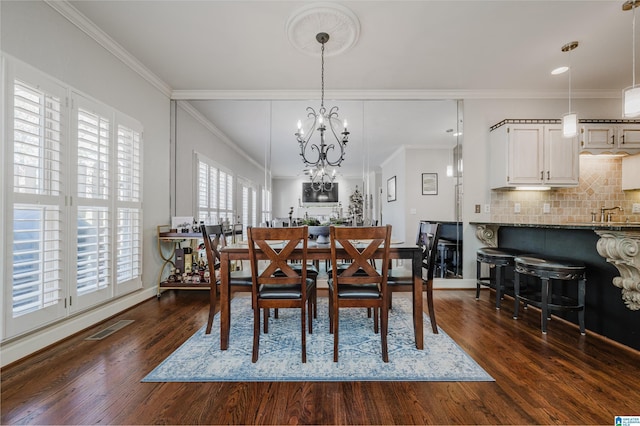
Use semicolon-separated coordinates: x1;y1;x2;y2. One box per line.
308;225;330;244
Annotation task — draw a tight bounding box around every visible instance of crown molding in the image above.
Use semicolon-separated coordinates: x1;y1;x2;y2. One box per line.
172;88;621;101
40;1;622;103
176;101;264;172
45;0;173;98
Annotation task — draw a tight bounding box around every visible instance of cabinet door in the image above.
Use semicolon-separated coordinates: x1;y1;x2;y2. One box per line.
545;127;579;185
618;125;640;149
580;125;616;150
508;126;544;185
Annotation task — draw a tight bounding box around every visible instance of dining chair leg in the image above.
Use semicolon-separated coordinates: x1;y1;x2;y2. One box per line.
333;307;340;362
329;292;334;333
301;303;307;363
252;301;261;363
313;286;318;319
425;280;438;334
373;308;379;333
307;297;313;334
205;282;217;334
381;300;389;363
263;308;269;333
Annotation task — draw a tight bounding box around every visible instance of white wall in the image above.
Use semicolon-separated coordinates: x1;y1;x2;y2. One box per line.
405;146;456;220
381;147;456;245
1;0;170;366
381;148;407;242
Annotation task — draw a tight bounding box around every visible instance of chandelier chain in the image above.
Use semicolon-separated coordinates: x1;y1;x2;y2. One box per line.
321;41;325;110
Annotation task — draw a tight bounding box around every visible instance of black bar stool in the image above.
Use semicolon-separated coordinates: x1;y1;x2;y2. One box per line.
476;247;522;309
513;254;586;334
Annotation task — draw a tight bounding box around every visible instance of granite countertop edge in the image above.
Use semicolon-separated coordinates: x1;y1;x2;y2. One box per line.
469;221;640;231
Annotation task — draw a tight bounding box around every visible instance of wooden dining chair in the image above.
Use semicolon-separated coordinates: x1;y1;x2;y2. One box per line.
387;221;441;334
328;224;392;363
201;224;253;334
247;226;316;363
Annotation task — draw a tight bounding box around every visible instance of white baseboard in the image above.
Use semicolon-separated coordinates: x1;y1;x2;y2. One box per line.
433;278;476;289
1;287;156;368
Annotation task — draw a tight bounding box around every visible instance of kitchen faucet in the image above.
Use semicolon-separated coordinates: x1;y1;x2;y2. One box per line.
600;205;624;222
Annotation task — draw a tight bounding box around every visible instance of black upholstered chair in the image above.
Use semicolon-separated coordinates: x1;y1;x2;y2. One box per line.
387;221;441;334
202;224;254;334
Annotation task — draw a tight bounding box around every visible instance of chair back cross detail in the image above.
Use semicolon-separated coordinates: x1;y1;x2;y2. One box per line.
251;236;305;284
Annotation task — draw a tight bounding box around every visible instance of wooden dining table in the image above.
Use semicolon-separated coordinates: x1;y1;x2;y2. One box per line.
218;241;426;350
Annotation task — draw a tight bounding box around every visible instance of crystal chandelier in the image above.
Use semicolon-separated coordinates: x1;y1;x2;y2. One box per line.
295;32;349;192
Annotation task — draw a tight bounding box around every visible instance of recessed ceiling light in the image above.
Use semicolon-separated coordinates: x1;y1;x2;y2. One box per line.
552;66;569;75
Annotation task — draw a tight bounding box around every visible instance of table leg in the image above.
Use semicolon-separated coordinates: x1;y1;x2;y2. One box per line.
413;252;424;349
220;252;230;350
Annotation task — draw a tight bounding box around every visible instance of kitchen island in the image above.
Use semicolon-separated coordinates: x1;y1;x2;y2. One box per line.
471;221;640;351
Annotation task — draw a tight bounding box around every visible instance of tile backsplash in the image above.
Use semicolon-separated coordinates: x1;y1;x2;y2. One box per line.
490;156;640;224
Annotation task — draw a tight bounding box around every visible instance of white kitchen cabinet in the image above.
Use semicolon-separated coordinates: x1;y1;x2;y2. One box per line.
622;153;640;190
580;123;640;154
490;122;579;189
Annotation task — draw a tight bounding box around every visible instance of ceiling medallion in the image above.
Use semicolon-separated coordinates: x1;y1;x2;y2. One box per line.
286;2;360;57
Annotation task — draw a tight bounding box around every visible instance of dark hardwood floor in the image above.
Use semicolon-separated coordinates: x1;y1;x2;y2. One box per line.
2;288;639;425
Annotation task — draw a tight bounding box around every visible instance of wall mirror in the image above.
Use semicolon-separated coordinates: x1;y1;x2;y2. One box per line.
174;98;463;278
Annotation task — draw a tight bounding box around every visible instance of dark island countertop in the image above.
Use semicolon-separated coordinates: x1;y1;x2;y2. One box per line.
470;221;640;231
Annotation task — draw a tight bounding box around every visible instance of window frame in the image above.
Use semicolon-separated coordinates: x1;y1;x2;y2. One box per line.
2;55;143;338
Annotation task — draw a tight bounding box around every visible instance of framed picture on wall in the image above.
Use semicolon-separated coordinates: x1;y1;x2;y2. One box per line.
422;173;438;195
387;176;396;202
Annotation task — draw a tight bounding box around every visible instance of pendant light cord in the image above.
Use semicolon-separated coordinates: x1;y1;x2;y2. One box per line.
569;50;572;112
634;3;637;88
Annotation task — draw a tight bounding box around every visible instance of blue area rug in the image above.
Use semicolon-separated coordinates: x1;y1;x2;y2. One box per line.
142;295;493;382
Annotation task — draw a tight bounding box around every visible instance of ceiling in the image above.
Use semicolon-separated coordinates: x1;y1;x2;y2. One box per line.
67;0;636;177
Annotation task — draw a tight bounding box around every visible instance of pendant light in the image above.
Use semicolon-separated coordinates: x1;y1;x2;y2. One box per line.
623;1;640;117
561;41;579;138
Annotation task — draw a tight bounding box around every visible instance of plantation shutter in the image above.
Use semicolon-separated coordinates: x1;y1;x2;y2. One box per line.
9;76;67;334
115;120;143;291
195;153;233;224
75;103;111;299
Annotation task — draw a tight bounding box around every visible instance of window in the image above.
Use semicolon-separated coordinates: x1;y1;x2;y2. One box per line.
261;187;272;226
4;58;143;337
196;153;234;224
238;178;258;239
